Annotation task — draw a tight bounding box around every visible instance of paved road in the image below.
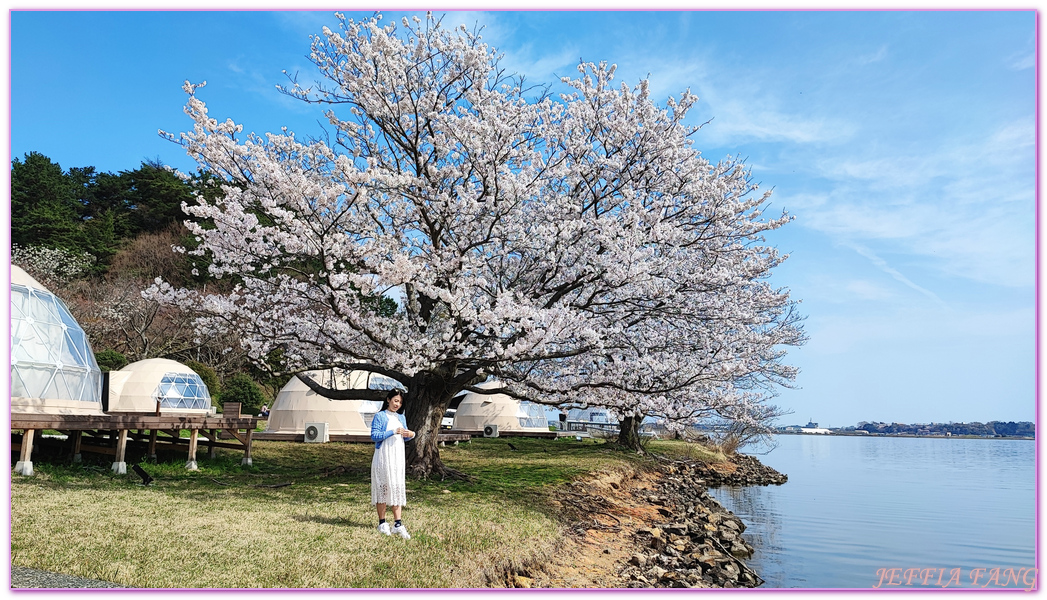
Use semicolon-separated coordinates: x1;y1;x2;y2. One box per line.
11;567;127;588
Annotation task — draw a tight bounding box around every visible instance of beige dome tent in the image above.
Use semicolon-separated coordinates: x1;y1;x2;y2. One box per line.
107;358;214;415
264;369;400;435
451;380;549;434
10;265;103;415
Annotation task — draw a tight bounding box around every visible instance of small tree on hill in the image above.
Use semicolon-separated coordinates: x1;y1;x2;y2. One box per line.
94;349;129;373
219;373;266;415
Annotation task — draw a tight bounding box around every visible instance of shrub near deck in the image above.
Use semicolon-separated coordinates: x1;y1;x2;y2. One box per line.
11;438;646;588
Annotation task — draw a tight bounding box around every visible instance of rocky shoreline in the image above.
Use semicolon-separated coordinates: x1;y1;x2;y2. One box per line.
619;456;787;588
501;452;787;589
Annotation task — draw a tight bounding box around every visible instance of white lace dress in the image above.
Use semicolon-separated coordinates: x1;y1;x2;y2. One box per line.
371;411;407;506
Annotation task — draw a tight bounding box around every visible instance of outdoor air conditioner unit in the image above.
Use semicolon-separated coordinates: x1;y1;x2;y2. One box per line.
304;422;330;443
483;424;499;438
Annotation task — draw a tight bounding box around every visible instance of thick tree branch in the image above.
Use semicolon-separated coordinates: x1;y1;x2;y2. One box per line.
296;372;391;401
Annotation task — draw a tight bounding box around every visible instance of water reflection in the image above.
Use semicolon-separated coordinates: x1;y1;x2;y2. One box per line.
707;436;1035;588
799;434;833;461
711;485;791;586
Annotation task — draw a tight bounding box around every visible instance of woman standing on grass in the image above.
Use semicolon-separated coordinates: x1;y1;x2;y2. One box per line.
370;389;415;539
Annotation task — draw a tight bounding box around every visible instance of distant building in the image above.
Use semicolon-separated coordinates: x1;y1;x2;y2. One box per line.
564;407;618;434
800;427;831;435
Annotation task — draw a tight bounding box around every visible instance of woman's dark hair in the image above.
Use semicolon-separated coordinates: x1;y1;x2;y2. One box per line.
380;389;406;414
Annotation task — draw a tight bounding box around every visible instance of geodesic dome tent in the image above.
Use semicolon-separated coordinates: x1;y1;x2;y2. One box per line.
451;380;549;433
10;265;104;415
264;369;401;435
106;358;214;414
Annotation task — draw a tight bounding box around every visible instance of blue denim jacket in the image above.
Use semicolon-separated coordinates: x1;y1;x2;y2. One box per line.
371;411;410;449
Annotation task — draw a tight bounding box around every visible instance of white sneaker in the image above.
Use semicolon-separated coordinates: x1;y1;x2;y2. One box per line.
392;524;411;540
377;522;392;536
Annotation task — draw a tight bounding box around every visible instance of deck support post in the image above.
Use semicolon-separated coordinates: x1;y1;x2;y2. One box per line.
186;429;199;470
15;429;35;476
112;429;128;475
242;429;253;467
148;430;158;462
71;430;83;463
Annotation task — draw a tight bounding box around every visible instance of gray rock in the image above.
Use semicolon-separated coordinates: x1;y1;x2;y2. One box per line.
729;541;751;558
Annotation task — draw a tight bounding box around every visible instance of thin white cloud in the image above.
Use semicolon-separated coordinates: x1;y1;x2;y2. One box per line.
595;46;856;146
855;45;888;65
845;279;897;302
1005;50;1035;71
273;11;340;39
817;154;945;188
500;43;581;82
702;98;855;145
805;304;1031;356
438;11;496;34
846;243;949;309
801;274;898;304
791;117;1034;288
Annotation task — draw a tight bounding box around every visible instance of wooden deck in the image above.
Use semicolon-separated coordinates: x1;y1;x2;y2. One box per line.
227;431;472;443
241;429;554;441
11;402;258;477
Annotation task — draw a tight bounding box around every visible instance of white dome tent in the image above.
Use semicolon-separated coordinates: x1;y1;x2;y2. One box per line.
264;369;401;437
107;358;214;414
451;380;550;436
10;265;103;416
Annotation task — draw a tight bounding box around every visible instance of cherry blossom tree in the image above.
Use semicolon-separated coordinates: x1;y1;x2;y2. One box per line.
11;244;95;290
150;12;804;478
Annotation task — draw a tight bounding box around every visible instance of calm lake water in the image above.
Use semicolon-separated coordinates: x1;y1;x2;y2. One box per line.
708;435;1036;589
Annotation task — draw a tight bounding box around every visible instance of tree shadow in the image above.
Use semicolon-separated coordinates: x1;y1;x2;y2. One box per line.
291;514;371;529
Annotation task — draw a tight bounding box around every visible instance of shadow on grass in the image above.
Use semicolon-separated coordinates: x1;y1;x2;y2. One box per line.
291;513;372;529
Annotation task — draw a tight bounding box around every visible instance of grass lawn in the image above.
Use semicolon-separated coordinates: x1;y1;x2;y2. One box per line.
10;437;706;588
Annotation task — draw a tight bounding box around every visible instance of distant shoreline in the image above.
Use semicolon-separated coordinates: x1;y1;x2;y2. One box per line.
777;432;1034;441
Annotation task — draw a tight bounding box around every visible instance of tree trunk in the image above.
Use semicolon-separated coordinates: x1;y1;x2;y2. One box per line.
403;371;463;479
617;415;643;452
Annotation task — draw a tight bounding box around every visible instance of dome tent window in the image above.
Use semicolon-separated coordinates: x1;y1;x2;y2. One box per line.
154;372;212;410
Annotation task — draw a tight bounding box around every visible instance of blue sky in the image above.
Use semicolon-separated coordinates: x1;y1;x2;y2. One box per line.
8;10;1037;427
